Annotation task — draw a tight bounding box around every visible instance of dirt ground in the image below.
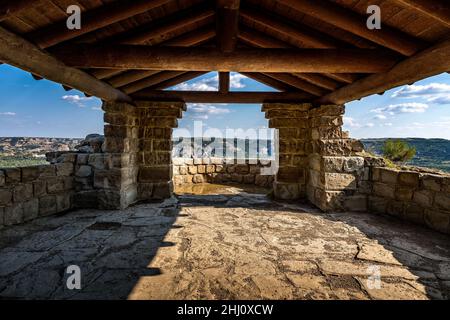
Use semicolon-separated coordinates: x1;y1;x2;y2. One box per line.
0;184;449;299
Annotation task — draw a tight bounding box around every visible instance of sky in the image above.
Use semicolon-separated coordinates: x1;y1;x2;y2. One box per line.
0;64;449;139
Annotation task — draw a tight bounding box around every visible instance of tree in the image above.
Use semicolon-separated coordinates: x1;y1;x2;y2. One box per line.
382;139;416;163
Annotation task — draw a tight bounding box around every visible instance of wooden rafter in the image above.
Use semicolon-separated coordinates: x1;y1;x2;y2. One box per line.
219;72;230;93
318;38;450;104
121;71;187;94
216;0;240;53
263;73;328;96
393;0;450;28
277;0;425;56
0;25;131;102
241;72;299;92
293;74;341;91
131;90;314;103
51;46;400;73
27;0;173;48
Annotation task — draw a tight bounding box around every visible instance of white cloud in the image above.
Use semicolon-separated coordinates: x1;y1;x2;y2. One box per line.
62;94;94;107
373;114;387;120
173;72;247;91
0;112;16;116
187;103;231;120
392;83;450;105
370;102;429;115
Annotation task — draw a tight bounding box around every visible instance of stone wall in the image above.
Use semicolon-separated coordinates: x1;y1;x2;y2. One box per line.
0;160;74;228
367;166;450;234
172;158;274;188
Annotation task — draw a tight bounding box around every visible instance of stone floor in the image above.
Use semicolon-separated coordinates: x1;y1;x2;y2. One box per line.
0;183;449;300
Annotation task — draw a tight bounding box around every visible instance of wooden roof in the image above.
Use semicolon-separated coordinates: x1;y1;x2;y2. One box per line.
0;0;449;104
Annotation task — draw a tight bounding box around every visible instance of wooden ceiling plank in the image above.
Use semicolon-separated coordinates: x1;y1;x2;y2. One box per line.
263;73;328;96
0;25;131;102
0;0;38;21
28;0;173;48
317;38;450;104
153;71;208;90
51;45;400;73
393;0;450;28
293;73;341;91
277;0;425;56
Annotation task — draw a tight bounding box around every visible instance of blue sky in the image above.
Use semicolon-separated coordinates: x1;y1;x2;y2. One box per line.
0;64;449;139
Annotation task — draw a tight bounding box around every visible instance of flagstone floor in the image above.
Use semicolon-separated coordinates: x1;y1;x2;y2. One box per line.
0;184;449;300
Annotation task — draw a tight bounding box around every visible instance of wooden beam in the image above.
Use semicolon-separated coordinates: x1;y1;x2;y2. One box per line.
0;0;34;21
122;71;186;94
241;72;298;92
263;73;328;96
52;46;400;73
0;26;131;103
91;69;124;80
277;0;424;56
163;27;215;47
108;70;160;87
216;0;240;52
219;72;230;93
393;0;450;28
131;90;314;103
152;71;208;90
323;73;361;84
28;0;172;48
317;39;450;104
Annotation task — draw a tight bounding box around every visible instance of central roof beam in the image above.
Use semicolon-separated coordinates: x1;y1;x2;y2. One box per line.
216;0;240;52
219;72;230;93
27;0;173;48
51;46;400;73
276;0;425;56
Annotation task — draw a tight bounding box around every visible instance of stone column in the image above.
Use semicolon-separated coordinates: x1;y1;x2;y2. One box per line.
263;103;311;200
306;104;366;212
135;101;185;200
101;101;140;209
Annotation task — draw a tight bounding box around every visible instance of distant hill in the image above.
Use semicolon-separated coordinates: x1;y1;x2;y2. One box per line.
361;138;450;173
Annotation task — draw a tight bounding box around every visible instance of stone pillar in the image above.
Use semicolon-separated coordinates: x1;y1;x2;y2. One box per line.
306;105;366;212
135;101;185;200
263;103;310;200
101;101;140;209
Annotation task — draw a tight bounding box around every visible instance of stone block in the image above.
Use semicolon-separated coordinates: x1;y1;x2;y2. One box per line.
0;207;4;226
210;157;223;165
235;164;249;174
188;165;197;175
56;163;74;176
172;166;179;175
413;190;433;208
313;189;346;212
139;166;171;183
343;157;365;172
421;174;442;192
77;153;89;165
312;139;354;156
197;165;206;174
173;175;185;185
39;195;58;216
47;177;65;194
0;170;4;187
403;204;425;225
142;151;171;166
386;200;404;218
76;165;93;178
23;198;39;222
38;165;56;177
88;154;106;170
152;181;173;199
4;168;21;184
398;171;420;188
395;187;414;201
311;127;342;140
21;166;40;182
152;139;172;152
309;154;322;171
56;193;72;212
98;190;122;209
231;174;243;183
178;166;188;175
434;193;450;211
202;158;211;165
193;158;202;165
33;180;47;197
273;182;301;200
424;209;450;234
172;158;186;166
373;182;395;199
344;195;367;212
249;165;260;174
372;167;382;182
215;165;224;173
0;188;13;206
323;173;356;190
4;204;24;225
193;174;204;183
14;183;33;202
368;196;388;214
206;165;215;173
380;168;399;184
138;183;154;200
243;174;255;184
226;165;236;174
255;175;269;187
322;156;344;172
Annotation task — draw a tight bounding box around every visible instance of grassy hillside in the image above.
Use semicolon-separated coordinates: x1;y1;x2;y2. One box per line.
361;138;450;173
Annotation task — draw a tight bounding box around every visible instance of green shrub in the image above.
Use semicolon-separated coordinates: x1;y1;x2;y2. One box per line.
382;139;416;164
